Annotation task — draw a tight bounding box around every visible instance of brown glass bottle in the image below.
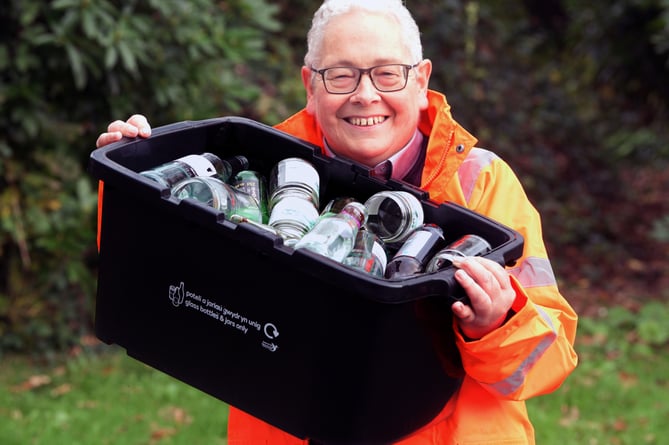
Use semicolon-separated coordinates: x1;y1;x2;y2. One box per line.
384;223;445;279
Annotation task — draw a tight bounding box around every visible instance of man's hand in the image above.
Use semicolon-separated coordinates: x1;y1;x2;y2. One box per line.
451;256;516;340
95;114;152;148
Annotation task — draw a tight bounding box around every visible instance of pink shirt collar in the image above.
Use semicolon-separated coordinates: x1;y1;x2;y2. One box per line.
323;129;424;180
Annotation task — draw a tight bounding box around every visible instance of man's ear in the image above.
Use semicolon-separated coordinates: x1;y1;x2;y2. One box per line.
301;66;316;115
415;59;433;109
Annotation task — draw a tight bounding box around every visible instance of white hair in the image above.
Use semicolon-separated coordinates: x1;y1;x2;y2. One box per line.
304;0;423;68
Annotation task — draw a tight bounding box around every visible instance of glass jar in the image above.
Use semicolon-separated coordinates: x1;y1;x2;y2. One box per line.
268;157;320;210
364;191;424;246
171;176;262;223
268;157;321;246
425;234;492;273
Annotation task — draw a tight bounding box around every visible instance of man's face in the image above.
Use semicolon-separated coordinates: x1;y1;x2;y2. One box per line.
302;10;431;167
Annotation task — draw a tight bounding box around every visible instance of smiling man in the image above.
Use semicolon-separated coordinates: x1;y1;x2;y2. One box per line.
95;1;578;444
300;9;430;168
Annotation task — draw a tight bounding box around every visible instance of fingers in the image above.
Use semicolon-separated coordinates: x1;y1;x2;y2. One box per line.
126;114;151;137
95;115;152;148
96;131;123;148
450;256;514;340
107;115;151;138
478;257;512;290
455;257;510;296
453;258;498;305
451;300;474;321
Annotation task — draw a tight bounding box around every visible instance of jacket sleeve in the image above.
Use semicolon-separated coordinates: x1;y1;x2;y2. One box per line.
456;151;578;400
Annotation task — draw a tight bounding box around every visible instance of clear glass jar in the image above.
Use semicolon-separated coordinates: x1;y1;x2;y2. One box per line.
425;234;492;273
171;176;263;223
268;195;320;247
364;191;424;246
269;157;320;210
267;157;321;247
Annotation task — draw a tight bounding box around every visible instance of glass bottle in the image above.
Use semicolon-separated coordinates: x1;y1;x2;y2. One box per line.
342;229;388;278
384;223;445;279
320;196;356;218
231;170;269;224
170;176;263;223
425;234;492;273
294;201;367;262
364;191;424;248
268;158;321;246
314;196;356;227
140;153;249;189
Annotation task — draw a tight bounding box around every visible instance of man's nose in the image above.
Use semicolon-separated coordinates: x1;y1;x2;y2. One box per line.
352;72;380;100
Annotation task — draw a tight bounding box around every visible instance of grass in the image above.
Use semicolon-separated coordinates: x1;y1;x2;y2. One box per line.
529;302;669;445
0;344;228;445
1;302;668;445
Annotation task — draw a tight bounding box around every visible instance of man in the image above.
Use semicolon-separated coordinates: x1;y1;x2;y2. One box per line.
96;1;578;443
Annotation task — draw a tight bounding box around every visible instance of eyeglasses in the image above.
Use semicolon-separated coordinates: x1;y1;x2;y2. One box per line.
310;63;420;94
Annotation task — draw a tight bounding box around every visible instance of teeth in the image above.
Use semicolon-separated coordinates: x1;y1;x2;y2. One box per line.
348;116;386;126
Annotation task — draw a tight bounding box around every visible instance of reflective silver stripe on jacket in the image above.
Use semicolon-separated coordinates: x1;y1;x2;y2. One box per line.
458;147;560;395
457;147;499;203
487;306;557;396
457;147;558;288
508;257;557;287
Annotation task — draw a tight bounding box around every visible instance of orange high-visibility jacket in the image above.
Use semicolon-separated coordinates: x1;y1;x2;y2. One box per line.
227;90;578;445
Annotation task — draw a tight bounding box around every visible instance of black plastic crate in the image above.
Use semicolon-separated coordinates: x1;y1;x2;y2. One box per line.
89;117;524;445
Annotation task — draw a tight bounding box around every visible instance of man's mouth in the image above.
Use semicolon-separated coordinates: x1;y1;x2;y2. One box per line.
346;116;387;126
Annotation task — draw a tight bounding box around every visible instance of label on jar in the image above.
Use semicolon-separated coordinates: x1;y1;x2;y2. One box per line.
395;230;433;257
178;154;218;177
268;196;319;229
275;159;319;193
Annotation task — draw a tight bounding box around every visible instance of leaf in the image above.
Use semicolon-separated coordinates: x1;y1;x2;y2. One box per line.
82;9;97;38
50;383;73;396
617;371;638;388
52;0;79;9
11;374;52;392
104;46;118;69
117;40;137;73
150;426;177;441
65;44;87;90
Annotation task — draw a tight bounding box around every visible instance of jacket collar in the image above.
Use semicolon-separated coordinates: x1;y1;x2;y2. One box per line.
274;89;478;199
419;90;478;201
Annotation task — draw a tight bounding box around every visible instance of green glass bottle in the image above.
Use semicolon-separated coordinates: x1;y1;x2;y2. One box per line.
231;170;269;224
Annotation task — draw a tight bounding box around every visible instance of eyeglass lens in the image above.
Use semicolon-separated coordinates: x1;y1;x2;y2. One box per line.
322;64;410;93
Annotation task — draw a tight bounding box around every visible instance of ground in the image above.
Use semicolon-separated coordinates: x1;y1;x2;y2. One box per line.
551;164;669;318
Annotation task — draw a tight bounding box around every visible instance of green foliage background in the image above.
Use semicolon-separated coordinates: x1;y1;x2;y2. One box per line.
1;0;668;356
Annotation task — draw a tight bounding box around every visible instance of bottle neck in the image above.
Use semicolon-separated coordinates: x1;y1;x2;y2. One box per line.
340;203;367;228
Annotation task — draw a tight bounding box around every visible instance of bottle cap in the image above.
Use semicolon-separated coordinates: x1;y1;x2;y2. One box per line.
228;155;250;172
